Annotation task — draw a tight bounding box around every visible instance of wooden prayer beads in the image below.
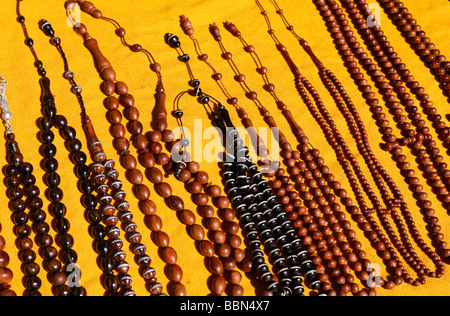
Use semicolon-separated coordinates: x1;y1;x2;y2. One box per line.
311;0;450;265
41;20;164;296
0;220;15;296
69;2;248;296
16;1;88;296
374;0;450;100
210;22;387;295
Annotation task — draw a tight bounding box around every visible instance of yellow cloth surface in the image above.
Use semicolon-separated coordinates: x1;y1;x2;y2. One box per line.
0;0;449;296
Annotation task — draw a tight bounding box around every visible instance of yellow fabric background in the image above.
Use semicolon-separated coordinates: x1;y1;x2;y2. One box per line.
0;0;449;296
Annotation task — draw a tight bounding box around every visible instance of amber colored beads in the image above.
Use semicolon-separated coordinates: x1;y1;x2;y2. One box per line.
375;0;450;100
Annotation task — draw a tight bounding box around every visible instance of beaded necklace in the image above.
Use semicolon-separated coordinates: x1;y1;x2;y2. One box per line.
67;0;248;296
165;32;324;296
16;0;89;296
0;78;18;297
374;0;450;101
250;0;449;289
311;0;450;265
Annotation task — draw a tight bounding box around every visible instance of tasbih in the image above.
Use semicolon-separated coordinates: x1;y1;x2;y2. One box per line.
251;0;448;288
209;22;397;295
1;79;76;296
344;0;450;151
177;15;339;295
178;15;273;165
165;32;324;296
311;0;450;212
374;0;450;100
67;0;249;296
310;0;450;263
0;78;18;297
16;0;88;296
40;19;167;296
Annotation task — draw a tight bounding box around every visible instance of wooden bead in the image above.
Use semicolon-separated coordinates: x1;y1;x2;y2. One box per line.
173;282;187;296
211;275;226;295
154;231;170;248
168;195;185;211
105;96;119;110
0;267;13;284
157;182;172;198
147;215;163;232
189;224;205;241
162;247;178;265
140;152;156;169
209;257;224;275
126;169;143;185
0;250;10;267
121;154;137;170
180;210;196;226
134;184;150;200
199;240;215;257
102;80;115;96
147;168;163;184
168;264;183;282
140;199;156;215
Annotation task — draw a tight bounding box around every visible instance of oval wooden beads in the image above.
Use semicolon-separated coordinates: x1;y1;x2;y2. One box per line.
0;223;15;296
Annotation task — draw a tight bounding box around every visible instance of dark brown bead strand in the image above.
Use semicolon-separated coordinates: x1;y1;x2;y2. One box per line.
257;1;448;288
4;142;40;296
178;16;309;295
4;132;74;295
312;0;450;266
0;220;16;296
215;21;382;295
375;0;450;101
2;135;27;296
